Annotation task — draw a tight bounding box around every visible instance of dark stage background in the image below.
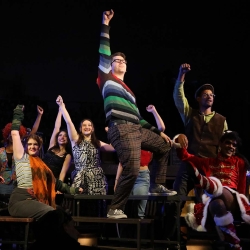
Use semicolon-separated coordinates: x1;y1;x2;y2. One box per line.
1;0;250;158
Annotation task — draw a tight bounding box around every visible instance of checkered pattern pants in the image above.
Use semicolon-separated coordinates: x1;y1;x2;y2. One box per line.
107;123;171;210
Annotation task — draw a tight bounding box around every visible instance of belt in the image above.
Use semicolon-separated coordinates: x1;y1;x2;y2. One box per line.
108;119;135;127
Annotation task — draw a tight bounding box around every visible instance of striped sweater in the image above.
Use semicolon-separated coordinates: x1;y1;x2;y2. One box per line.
97;24;160;134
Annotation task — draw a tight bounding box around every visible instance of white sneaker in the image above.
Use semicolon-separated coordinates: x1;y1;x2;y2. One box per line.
149;184;177;196
107;209;127;219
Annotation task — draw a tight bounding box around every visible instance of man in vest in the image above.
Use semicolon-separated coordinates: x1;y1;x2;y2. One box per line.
165;63;228;247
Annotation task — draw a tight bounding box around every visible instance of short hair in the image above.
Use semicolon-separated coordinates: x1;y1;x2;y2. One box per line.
111;52;126;61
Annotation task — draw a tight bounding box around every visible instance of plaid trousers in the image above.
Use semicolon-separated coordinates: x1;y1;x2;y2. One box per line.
107;123;172;210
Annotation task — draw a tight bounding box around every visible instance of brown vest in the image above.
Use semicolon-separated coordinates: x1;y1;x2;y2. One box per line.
185;110;226;158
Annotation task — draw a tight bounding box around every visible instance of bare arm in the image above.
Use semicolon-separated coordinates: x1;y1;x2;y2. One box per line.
58;154;72;182
0;176;5;183
146;105;165;132
48;109;62;150
56;95;79;144
30;105;44;135
99;141;116;152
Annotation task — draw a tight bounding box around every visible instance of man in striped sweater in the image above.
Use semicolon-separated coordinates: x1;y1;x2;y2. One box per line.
97;9;176;219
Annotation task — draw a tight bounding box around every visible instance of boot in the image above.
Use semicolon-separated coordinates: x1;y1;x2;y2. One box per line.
192;167;223;197
214;212;241;250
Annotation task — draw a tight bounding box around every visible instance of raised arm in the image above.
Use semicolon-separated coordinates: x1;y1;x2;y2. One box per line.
56;95;78;144
102;9;114;26
173;63;192;125
48;109;62;150
98;9;114;76
146;105;165;132
30;105;44;135
11;105;25;160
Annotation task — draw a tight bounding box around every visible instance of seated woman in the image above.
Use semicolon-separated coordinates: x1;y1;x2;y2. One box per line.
175;131;250;250
56;95;116;195
43;108;72;183
0;105;44;196
8;104;84;249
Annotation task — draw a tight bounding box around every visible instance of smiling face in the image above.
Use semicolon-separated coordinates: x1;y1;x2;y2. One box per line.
219;131;241;158
23;134;43;156
26;138;40;156
57;131;68;145
219;139;237;158
80;119;94;136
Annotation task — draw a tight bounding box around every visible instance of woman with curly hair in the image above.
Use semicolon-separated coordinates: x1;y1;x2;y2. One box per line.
0;105;43;195
175;131;250;250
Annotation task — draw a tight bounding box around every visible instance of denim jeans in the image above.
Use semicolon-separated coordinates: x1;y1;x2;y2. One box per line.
0;183;14;195
131;169;150;218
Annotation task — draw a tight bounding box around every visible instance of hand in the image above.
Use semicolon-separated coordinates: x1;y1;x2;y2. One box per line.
160;132;172;146
78;187;83;194
102;9;114;24
0;176;5;184
179;63;191;75
56;95;64;106
37;105;44;115
146;105;156;113
177;134;188;148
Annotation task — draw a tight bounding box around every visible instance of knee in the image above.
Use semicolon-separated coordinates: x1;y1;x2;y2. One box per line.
209;199;226;216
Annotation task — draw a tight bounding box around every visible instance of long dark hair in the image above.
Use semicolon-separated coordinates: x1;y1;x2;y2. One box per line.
77;119;100;148
51;129;72;156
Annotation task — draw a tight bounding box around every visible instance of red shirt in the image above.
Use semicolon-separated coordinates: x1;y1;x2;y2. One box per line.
176;148;247;194
140;150;152;166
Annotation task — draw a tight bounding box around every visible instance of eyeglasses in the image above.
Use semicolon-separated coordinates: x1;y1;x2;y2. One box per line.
111;59;127;64
201;93;215;98
224;140;237;147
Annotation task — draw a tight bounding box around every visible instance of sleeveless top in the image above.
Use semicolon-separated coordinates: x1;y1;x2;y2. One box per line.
72;140;101;172
42;148;67;179
71;140;107;195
